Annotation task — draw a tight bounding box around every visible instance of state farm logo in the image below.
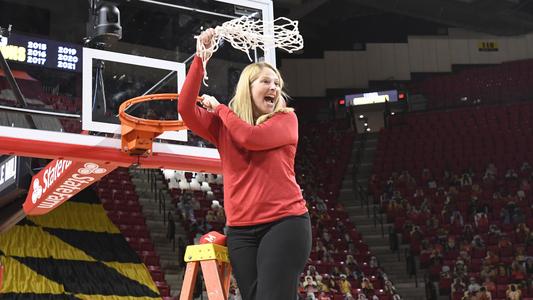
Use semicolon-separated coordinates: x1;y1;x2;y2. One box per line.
29;160;109;210
37;162;105;209
30;160;72;204
78;163;106;175
31;178;43;204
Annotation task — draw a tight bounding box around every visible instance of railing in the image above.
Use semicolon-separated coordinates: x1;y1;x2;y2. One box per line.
351;131;386;239
351;131;367;210
424;273;438;300
350;132;407;300
147;169;167;223
388;226;402;262
404;248;418;288
146;168;175;251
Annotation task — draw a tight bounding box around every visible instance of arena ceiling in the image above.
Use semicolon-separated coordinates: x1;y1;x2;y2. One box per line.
2;0;533;54
277;0;533;36
271;0;533;56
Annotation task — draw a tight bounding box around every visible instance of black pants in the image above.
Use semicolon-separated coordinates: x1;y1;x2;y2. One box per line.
227;213;312;300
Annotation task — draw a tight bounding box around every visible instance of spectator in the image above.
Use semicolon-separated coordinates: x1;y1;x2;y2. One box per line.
472;235;485;249
505;168;518;180
315;241;327;258
450;210;464;226
505;284;521;300
440;265;452;279
317;292;331;300
345;254;357;266
467;277;481;294
384;279;397;295
446;236;458;252
166;211;176;242
307;265;318;278
322;274;338;293
474;212;489;229
461;172;472;186
322;229;331;243
428;178;437;189
228;286;242;300
480;265;496;281
458;250;471;266
462;225;474;243
210;201;225;223
488;224;501;237
454;260;468;279
483;163;497;182
497;235;512;249
316;197;328;213
361;277;374;293
515;247;526;264
178;191;195;222
485;251;500;265
520;162;531;173
315;275;327;293
369;256;379;268
355;293;367;300
177;236;186;268
482;277;496;294
206;210;217;223
302;275;318;299
451;278;466;294
510;261;526;284
330;266;341;277
322;252;335;264
413;188;424;200
338;274;352;294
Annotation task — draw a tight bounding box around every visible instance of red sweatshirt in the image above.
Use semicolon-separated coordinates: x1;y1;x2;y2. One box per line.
178;56;308;226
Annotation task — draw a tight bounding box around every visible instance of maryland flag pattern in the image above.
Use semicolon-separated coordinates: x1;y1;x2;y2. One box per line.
0;189;161;300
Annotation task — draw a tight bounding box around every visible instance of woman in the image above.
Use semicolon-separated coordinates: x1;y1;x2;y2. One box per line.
178;28;311;299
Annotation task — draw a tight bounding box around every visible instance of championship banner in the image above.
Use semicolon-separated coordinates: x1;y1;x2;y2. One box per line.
478;41;498;52
23;159;118;215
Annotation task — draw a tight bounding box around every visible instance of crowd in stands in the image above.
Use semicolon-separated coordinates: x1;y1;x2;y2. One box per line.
371;100;533;300
375;162;533;300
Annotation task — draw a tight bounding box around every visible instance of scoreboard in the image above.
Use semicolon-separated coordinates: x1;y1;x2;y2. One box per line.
0;33;82;73
345;90;399;106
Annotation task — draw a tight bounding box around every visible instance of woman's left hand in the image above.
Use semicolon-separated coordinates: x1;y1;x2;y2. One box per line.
200;94;220;112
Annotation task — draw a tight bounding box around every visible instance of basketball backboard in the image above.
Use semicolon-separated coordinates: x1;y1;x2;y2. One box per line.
0;0;275;174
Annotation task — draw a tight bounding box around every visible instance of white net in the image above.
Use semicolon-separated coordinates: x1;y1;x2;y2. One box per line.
196;15;303;84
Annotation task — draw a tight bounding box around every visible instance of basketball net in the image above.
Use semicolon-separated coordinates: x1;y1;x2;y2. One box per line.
196;15;303;84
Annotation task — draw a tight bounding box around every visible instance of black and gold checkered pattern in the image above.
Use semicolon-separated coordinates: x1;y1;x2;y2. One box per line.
0;189;161;299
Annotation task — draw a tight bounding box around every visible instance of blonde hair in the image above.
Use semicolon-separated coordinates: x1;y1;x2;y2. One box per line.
228;62;293;125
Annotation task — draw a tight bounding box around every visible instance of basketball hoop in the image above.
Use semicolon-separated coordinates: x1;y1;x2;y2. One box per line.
118;93;191;156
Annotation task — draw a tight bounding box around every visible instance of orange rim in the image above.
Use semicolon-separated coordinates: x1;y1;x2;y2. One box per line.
118;93;203;155
119;93;190;130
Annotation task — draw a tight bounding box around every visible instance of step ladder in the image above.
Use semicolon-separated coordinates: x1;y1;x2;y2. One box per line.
179;243;232;300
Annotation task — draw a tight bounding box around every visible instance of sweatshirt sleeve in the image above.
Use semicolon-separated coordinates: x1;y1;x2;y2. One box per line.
214;104;298;151
177;55;219;145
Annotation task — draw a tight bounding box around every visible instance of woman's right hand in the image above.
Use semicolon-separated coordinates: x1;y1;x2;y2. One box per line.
198;28;216;50
200;94;220;112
